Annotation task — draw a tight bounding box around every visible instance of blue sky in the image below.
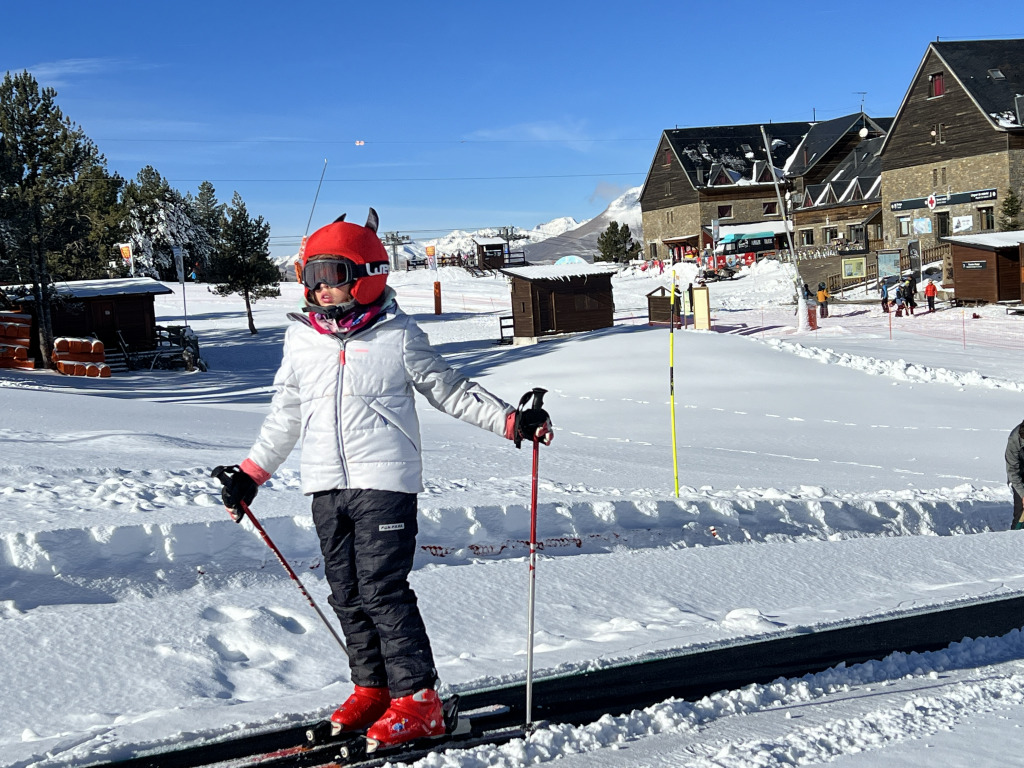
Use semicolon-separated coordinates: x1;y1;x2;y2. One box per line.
2;1;1022;259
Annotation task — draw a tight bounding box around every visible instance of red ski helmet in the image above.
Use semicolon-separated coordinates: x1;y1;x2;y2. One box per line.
300;208;390;306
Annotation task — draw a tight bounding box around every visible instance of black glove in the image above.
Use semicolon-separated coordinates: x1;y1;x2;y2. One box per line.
515;408;553;449
211;465;258;523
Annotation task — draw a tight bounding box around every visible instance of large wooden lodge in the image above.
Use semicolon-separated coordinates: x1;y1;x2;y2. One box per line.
640;38;1024;303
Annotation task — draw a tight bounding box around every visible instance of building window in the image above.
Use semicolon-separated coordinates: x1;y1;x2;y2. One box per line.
799;229;814;246
935;211;951;238
664;181;671;196
823;226;838;243
979;206;995;230
763;201;779;216
898;216;911;237
929;72;945;97
717;205;733;219
649;242;658;260
941;167;946;185
667;210;674;225
663;148;672;166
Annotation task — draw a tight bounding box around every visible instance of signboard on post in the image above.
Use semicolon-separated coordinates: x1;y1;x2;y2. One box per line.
877;249;901;280
116;243;134;276
172;246;185;283
907;239;922;281
841;257;866;280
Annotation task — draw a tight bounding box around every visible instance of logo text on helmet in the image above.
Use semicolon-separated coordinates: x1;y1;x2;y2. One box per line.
367;263;390;276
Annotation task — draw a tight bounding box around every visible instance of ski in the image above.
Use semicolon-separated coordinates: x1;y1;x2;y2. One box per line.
201;696;526;768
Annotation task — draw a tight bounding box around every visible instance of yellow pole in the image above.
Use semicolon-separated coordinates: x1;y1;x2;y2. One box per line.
669;270;680;497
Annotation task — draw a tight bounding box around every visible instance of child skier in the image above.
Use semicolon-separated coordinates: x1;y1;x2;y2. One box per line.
217;209;552;751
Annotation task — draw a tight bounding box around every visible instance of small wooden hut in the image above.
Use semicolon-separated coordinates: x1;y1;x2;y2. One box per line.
474;237;507;270
3;277;174;360
499;263;618;340
945;232;1024;304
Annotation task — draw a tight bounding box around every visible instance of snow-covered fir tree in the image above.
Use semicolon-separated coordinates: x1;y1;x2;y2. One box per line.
121;166;210;281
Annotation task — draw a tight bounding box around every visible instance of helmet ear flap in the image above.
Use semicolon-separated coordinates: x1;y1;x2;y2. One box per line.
365;208;379;233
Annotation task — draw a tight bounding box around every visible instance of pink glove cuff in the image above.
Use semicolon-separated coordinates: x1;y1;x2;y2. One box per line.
504;411;517;440
240;459;271;485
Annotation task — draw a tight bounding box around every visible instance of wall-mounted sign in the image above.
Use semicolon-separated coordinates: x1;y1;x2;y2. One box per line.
953;215;974;233
961;261;987;270
890;188;997;211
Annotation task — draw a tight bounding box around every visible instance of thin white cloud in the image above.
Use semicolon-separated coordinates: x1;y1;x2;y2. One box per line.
589;181;631;204
15;57;125;87
468;119;596;150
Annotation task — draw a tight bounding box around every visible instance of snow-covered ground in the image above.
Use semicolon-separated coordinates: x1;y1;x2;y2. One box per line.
4;260;1024;767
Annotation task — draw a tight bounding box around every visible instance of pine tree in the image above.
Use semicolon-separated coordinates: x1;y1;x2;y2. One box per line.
55;162;126;280
209;192;279;334
0;70;107;367
999;188;1021;231
596;221;641;263
122;166;207;280
185;180;224;280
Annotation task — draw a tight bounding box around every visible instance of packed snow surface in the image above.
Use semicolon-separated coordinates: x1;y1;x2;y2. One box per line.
3;258;1024;767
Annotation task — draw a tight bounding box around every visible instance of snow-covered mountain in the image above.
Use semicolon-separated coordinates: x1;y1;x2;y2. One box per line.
522;186;642;263
278;187;643;271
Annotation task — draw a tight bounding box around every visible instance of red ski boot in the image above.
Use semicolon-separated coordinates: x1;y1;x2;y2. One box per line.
330;686;390;735
365;688;445;751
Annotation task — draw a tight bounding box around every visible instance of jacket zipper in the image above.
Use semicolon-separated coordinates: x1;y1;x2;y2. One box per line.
334;335;349;486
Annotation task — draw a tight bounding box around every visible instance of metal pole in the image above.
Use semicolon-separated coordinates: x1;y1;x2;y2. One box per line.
304;159;329;238
669;270;680;498
525;436;540;726
759;125;804;305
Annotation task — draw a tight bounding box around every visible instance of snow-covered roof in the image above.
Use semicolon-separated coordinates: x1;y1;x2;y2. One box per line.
473;237;507;246
499;263;620;281
943;231;1024;250
55;277;174;299
4;277;175;301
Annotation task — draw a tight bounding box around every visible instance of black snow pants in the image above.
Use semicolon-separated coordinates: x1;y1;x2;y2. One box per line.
312;489;437;698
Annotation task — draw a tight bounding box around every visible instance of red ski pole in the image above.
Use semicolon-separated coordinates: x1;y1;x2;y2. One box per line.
213;467;349;658
516;387;548;727
525;432;541;726
236;499;349;657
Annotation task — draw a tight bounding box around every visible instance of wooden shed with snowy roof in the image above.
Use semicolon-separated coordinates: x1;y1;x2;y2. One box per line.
3;277;174;364
944;231;1024;304
499;263;618;340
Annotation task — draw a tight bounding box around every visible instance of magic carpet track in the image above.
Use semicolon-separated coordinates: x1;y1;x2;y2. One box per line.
94;591;1024;767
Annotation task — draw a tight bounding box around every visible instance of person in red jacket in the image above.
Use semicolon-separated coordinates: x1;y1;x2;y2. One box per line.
924;280;938;312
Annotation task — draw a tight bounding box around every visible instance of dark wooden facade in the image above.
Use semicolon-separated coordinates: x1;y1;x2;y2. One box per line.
502;267;615;338
474;239;507;270
52;293;163;349
949;242;1022;303
882;48;1010;172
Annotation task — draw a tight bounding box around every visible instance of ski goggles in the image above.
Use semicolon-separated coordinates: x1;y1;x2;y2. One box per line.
302;258;389;291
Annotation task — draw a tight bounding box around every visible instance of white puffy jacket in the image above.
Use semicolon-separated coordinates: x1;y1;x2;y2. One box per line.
244;299;514;495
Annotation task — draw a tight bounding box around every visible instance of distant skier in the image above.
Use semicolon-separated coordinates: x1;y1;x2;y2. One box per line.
216;209;552;750
816;282;830;318
1006;419;1024;529
924;280;938;312
879;281;890;313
